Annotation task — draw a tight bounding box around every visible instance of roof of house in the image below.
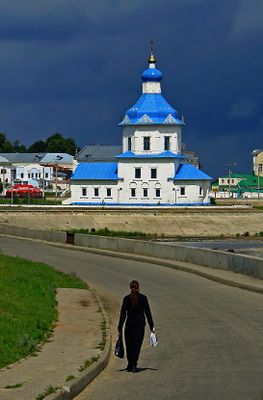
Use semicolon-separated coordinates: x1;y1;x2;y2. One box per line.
116;151;188;159
0;153;73;165
220;174;263;187
71;162;119;180
0;155;10;163
170;164;212;181
75;145;121;162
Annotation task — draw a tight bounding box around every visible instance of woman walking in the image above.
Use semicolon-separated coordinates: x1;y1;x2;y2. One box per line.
117;280;155;372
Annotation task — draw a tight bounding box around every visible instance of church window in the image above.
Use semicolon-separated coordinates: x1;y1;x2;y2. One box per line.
143;137;150;150
135;168;141;179
94;188;99;197
106;188;112;197
155;188;161;197
164;136;170;150
82;188;87;196
151;168;157;179
180;187;185;196
128;137;132;151
131;188;136;197
143;188;148;197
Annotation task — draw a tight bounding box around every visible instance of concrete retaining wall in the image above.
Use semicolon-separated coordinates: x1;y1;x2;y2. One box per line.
0;224;66;243
75;233;263;279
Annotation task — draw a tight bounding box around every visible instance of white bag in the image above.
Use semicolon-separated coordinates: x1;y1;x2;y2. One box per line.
150;331;158;347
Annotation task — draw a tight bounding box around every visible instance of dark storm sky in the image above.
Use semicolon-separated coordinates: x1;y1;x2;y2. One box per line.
0;0;262;177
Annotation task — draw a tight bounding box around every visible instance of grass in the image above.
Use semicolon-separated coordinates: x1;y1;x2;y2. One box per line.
0;197;61;205
78;356;99;372
5;382;24;389
36;385;60;400
0;254;87;369
69;226;156;239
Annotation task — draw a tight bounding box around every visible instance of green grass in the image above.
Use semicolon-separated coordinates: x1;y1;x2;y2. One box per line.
0;197;61;205
69;226;156;239
0;254;87;369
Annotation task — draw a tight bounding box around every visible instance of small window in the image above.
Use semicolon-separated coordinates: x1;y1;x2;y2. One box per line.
164;136;170;151
39;173;41;178
222;179;225;184
128;137;132;151
131;188;136;197
199;187;203;196
82;188;87;196
106;188;112;197
94;188;99;197
143;188;148;197
155;188;161;197
21;173;24;179
45;172;48;178
1;168;6;174
28;173;31;178
143;137;150;151
231;179;234;184
258;164;262;172
151;168;157;179
180;187;185;196
135;168;141;179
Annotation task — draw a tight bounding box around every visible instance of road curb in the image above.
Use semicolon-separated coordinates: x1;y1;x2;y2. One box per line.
45;290;111;400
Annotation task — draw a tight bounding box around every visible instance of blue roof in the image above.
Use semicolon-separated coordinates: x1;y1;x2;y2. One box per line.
116;151;188;159
170;164;212;181
141;67;163;82
119;94;184;126
71;162;119;180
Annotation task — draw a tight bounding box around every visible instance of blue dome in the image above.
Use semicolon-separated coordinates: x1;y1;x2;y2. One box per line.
119;94;184;126
141;67;163;82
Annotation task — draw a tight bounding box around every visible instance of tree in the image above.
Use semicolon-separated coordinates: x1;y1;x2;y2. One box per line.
28;140;46;153
13;140;26;152
0;132;15;152
46;133;77;155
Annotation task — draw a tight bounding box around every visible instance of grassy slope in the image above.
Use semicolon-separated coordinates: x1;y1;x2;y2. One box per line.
0;254;87;369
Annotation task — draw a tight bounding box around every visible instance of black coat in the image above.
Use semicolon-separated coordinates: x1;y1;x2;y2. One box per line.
118;293;154;332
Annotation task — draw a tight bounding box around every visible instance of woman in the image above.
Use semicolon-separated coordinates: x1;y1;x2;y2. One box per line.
117;280;155;372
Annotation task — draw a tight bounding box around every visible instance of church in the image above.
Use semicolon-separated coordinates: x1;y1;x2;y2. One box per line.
66;51;212;206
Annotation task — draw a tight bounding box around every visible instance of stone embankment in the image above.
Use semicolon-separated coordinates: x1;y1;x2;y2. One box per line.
0;207;263;237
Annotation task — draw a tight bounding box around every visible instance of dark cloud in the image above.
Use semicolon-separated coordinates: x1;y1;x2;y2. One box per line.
0;0;262;176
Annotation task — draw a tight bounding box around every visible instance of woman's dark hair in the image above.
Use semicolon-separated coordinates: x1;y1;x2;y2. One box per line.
130;280;139;306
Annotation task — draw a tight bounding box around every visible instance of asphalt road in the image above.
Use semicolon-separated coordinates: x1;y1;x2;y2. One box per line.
1;237;263;400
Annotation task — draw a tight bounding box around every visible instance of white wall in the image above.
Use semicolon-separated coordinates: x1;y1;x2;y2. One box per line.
122;125;182;154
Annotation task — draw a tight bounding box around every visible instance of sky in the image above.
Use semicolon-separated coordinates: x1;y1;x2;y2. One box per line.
0;0;262;177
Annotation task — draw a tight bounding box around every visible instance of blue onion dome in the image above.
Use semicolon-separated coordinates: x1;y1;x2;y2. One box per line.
141;67;163;82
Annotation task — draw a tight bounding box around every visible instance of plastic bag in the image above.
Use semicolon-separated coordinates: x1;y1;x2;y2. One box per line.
150;331;158;347
114;336;124;358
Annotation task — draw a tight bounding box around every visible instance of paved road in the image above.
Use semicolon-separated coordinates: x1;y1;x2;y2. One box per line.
1;237;263;400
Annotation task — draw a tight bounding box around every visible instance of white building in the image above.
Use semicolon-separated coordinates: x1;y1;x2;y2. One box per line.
66;52;212;206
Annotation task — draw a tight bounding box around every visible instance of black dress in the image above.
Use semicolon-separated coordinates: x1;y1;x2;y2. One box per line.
118;293;154;369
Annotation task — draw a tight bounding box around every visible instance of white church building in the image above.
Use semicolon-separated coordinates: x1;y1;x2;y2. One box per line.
66;52;212;206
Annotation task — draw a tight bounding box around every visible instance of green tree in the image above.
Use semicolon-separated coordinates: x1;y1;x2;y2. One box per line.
28;140;46;153
46;133;77;155
0;132;15;152
13;140;26;152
